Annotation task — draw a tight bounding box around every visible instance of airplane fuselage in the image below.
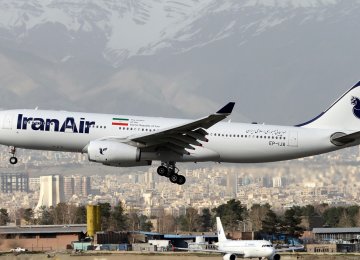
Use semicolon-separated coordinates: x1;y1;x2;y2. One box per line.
218;240;275;258
0;109;347;164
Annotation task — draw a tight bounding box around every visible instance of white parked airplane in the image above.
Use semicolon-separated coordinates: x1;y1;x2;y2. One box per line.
178;217;280;260
1;81;360;185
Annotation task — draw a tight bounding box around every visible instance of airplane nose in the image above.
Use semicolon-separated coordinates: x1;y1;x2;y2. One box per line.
269;247;276;256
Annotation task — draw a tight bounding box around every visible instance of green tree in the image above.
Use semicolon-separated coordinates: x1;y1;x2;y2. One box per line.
199;208;212;232
37;206;54;225
323;207;343;227
0;208;10;225
139;215;153;231
23;208;35;225
213;199;246;231
261;209;279;234
99;203;111;231
281;207;304;237
110;202;128;231
74;205;86;224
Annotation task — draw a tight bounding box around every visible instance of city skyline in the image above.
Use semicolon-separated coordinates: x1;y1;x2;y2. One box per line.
0;145;358;221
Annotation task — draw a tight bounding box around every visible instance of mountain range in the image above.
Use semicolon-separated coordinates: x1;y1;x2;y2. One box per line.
0;0;359;125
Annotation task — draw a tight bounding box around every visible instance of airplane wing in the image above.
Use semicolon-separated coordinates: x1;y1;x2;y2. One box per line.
331;131;360;145
121;102;235;155
275;246;305;252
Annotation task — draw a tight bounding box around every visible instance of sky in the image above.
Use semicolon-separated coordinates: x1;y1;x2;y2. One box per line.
0;0;359;125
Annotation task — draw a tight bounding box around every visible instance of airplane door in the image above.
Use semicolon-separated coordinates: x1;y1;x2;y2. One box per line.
2;114;12;129
288;131;298;147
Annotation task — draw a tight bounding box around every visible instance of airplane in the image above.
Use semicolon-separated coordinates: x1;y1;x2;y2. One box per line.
1;81;360;185
177;217;285;260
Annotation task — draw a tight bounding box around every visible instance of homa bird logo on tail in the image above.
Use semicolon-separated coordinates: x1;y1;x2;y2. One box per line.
351;96;360;119
99;148;107;155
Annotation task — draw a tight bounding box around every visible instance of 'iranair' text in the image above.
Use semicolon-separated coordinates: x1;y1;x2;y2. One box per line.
16;114;95;134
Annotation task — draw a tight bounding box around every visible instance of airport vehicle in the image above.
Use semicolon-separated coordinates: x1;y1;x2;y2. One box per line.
178;217;281;260
10;247;26;253
1;81;360;185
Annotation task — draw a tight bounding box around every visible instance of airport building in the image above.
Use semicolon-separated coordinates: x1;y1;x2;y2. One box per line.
0;224;87;251
313;227;360;242
307;227;360;253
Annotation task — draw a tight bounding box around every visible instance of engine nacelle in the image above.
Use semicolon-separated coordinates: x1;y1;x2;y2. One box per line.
223;253;236;260
271;254;281;260
87;140;140;163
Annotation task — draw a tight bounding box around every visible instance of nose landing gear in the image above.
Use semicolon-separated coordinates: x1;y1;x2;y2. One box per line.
157;161;186;185
9;146;18;165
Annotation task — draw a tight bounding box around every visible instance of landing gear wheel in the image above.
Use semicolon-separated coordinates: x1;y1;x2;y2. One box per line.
164;169;172;178
157;166;167;176
169;173;179;184
177;175;186;185
9;157;18;165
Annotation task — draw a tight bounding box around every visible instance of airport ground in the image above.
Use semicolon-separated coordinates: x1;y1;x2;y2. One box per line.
2;252;360;260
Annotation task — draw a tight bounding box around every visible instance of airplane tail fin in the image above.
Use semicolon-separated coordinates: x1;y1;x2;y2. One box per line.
296;81;360;130
216;217;227;242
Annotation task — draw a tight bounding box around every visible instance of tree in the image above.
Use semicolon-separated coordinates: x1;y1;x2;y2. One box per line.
213;199;246;231
323;207;343;227
128;211;140;231
338;211;353;227
179;207;200;232
74;205;86;224
52;203;69;224
110;202;128;231
281;207;304;237
261;209;279;234
99;203;111;231
23;208;35;225
160;214;176;233
0;209;10;226
198;208;212;232
249;204;271;232
139;215;153;232
37;206;54;225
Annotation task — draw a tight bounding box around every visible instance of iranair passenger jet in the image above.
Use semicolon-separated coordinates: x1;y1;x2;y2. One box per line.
177;217;301;260
1;81;360;185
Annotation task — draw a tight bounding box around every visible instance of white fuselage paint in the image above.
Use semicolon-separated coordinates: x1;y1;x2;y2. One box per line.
0;109;349;163
219;240;275;258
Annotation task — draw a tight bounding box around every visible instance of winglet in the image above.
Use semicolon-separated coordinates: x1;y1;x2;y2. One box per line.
216;102;235;114
352;81;360;89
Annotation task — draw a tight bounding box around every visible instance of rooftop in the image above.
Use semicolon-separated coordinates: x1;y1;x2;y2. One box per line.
313;228;360;234
0;224;87;234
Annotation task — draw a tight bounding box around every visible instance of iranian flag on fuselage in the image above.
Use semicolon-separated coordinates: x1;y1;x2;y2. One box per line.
112;118;129;126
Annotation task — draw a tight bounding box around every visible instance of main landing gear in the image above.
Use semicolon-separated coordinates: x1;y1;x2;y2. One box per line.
157;162;186;185
9;146;18;165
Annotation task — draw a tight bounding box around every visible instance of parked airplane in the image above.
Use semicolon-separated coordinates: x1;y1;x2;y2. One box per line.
1;81;360;185
178;217;280;260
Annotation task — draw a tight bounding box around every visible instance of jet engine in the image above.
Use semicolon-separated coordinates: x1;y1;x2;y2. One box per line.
271;254;281;260
87;140;141;164
223;253;236;260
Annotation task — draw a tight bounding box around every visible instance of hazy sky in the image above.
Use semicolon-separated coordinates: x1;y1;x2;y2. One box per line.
0;0;359;125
